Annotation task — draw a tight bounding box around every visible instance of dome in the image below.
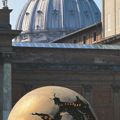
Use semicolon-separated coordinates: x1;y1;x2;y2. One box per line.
16;0;101;42
8;86;97;120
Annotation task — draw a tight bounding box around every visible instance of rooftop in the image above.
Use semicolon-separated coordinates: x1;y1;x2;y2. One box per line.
12;42;120;50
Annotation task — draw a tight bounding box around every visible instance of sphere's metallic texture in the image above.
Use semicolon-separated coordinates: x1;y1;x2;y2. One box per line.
8;86;97;120
16;0;101;42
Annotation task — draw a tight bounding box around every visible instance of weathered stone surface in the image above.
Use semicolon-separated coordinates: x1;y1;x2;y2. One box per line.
3;63;11;120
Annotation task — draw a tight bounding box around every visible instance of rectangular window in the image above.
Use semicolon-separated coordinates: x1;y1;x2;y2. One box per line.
93;32;97;42
83;36;86;44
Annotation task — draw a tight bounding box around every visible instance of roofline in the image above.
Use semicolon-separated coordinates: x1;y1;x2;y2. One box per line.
12;42;120;50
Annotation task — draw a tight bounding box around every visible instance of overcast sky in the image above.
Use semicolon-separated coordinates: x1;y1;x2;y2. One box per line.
0;0;101;29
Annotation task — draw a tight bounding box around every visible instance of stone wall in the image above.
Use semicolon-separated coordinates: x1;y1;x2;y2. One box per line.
11;47;120;120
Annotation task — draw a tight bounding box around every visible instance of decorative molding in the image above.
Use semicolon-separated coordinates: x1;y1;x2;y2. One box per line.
13;63;120;72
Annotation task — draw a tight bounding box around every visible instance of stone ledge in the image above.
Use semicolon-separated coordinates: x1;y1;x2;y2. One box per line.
13;63;120;72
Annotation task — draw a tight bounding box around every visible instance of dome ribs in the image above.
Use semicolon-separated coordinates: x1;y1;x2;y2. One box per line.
16;0;101;42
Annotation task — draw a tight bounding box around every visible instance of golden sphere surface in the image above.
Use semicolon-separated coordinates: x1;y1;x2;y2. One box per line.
8;86;89;120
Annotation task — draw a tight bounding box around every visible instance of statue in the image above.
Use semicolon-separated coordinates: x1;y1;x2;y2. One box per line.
2;0;8;7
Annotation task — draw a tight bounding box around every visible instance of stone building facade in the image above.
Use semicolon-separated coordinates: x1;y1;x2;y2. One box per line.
53;22;102;44
102;0;120;38
11;43;120;120
53;22;120;44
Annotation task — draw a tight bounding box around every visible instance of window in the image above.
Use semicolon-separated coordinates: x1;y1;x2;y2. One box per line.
73;40;77;43
93;32;97;42
83;36;86;44
36;10;43;30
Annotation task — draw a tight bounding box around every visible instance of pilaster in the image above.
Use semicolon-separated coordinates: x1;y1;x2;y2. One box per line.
2;53;12;120
112;85;120;120
0;62;3;120
82;84;92;104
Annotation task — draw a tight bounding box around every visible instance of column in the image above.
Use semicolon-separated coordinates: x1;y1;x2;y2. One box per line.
2;53;12;120
0;6;20;120
82;85;97;120
112;85;120;120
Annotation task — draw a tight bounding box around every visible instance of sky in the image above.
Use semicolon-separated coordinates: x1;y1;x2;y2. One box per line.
0;0;101;29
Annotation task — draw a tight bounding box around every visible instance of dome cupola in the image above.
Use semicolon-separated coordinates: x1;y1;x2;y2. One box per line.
16;0;101;42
